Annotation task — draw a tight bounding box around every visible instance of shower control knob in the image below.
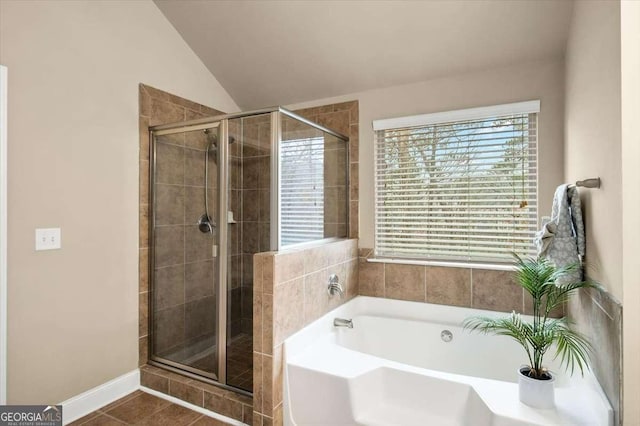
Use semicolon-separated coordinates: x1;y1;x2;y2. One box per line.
327;274;344;297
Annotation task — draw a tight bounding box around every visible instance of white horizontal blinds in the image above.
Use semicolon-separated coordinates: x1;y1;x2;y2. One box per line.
375;111;538;263
280;137;325;245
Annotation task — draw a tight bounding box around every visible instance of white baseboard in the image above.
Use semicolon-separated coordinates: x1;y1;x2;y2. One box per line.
0;65;9;406
141;386;245;426
61;369;140;424
60;369;246;425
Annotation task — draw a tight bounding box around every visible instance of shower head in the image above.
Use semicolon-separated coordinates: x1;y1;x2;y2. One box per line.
204;129;218;149
203;129;235;147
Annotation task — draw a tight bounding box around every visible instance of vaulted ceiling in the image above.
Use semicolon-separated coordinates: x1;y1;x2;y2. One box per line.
154;0;573;110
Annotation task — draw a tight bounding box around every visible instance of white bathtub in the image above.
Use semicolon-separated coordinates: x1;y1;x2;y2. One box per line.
284;296;612;426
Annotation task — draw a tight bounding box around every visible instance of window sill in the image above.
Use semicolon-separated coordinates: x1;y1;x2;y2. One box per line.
366;257;515;271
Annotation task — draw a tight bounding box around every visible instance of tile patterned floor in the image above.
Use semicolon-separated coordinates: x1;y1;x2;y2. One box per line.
69;390;234;426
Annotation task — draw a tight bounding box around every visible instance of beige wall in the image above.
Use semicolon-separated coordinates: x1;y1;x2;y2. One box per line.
563;1;640;423
621;1;640;423
288;58;565;249
0;0;238;403
564;0;622;299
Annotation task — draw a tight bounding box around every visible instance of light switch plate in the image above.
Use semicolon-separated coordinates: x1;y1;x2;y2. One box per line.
35;228;61;251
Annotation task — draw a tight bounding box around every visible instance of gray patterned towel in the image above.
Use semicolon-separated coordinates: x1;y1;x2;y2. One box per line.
534;184;585;284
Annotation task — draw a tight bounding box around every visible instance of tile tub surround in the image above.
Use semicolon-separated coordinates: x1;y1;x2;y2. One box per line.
357;248;563;316
293;101;359;239
568;286;622;425
252;238;358;425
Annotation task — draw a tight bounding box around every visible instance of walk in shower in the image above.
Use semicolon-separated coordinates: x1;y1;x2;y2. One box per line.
148;108;349;394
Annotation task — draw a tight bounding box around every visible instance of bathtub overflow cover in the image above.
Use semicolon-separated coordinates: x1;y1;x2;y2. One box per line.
441;330;453;342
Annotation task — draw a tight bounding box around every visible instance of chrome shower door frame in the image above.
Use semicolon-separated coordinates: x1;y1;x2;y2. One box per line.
216;119;228;384
148;121;226;386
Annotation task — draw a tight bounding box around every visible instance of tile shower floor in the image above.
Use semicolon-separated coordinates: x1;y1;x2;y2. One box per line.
189;333;253;391
69;390;234;426
226;333;253;390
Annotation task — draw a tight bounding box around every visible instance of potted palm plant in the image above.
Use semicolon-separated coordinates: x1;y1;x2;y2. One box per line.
463;255;594;409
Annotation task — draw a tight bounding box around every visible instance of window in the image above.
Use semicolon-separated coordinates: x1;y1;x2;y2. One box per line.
280;136;325;246
373;101;539;263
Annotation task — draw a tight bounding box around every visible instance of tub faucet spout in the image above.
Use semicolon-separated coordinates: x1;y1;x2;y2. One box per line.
334;318;353;328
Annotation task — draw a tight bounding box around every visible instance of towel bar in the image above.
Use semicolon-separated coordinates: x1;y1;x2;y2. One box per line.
575;177;601;189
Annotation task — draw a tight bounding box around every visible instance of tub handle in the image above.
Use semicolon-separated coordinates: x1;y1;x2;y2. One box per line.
327;274;344;297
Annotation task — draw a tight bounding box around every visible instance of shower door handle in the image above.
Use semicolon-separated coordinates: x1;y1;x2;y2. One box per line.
212;244;218;258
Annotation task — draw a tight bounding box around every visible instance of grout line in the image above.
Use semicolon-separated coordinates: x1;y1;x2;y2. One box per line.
145;396;173;419
589;293;615;321
99;412;127;424
382;263;386;298
96;390;141;414
69;410;101;426
469;269;474;308
104;391;172;424
141;387;244;425
272;257;357;287
154;183;209;189
185;414;205;426
424;265;428;303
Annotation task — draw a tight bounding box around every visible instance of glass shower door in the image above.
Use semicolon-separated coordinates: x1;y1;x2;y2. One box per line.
224;113;272;391
150;125;220;380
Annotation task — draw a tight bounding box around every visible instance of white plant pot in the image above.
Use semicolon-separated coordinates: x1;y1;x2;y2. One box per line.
518;367;555;409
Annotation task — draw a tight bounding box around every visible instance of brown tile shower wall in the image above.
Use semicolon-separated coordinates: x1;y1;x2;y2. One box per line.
229;115;272;338
139;95;357;425
139;84;224;367
567;287;622;425
357;248;563;316
323;136;348;237
138;85;259;421
152;135;218;360
294;101;359;239
252;239;358;425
